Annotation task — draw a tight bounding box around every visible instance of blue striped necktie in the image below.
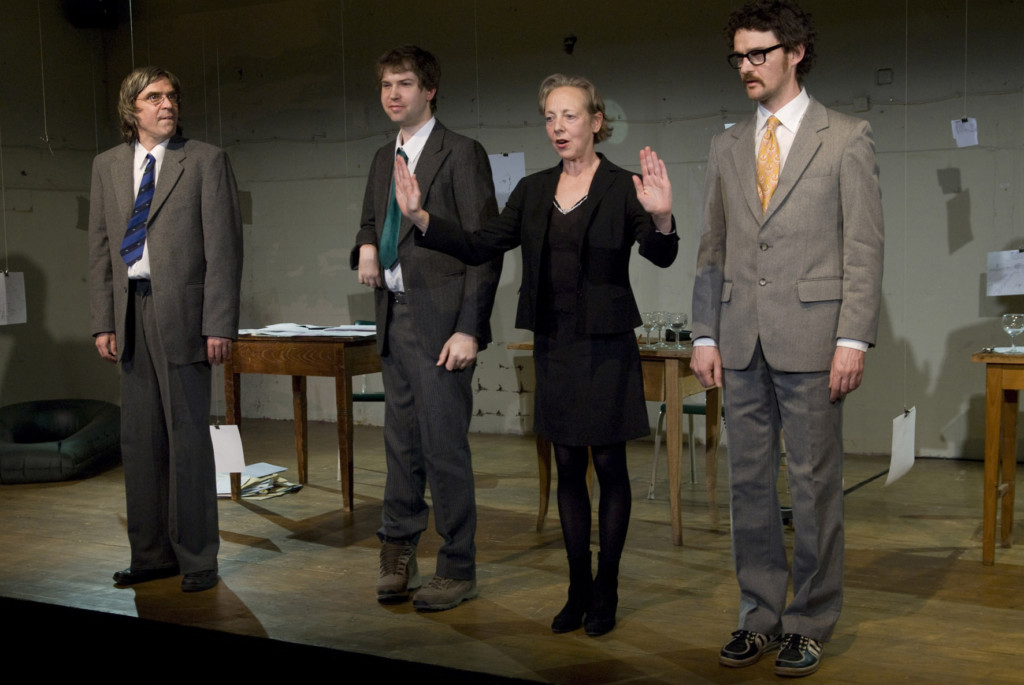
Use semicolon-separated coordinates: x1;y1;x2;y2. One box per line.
120;153;155;266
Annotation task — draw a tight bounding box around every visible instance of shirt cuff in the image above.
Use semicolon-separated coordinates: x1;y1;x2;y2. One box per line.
693;337;717;347
837;338;869;352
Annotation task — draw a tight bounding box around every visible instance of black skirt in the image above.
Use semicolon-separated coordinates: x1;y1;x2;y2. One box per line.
533;312;649;447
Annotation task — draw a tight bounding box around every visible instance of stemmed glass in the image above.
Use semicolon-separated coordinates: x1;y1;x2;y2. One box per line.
653;311;669;348
1002;313;1024;353
640;312;656;349
667;312;689;350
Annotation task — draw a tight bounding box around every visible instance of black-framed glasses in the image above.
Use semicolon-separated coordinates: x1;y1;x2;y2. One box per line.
727;44;784;69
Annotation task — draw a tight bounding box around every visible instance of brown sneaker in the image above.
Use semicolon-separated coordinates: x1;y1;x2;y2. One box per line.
412;576;477;611
376;541;421;604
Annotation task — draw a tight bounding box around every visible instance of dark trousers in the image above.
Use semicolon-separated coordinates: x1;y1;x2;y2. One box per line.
378;299;477;580
120;280;219;574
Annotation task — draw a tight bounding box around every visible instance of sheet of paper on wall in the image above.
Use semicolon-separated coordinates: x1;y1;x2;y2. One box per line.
951;117;978;147
0;272;27;325
489;152;525;209
986;250;1024;296
886;407;916;486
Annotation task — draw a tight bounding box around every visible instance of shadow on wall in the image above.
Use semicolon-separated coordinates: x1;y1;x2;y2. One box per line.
0;255;119;407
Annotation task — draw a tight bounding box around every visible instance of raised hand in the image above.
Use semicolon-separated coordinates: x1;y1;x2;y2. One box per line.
632;146;673;233
394;154;429;230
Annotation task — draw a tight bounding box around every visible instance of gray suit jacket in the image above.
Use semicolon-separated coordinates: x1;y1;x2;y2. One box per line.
89;137;243;364
351;121;501;356
691;98;884;372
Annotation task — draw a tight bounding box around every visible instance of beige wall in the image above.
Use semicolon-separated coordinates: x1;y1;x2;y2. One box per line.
1;0;1022;457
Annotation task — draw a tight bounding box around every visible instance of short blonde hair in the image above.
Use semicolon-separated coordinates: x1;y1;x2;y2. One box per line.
537;74;612;144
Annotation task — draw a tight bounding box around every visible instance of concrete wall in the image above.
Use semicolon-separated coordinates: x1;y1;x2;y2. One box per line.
1;0;1022;457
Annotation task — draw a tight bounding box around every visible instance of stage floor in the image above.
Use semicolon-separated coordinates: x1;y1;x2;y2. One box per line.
1;419;1021;682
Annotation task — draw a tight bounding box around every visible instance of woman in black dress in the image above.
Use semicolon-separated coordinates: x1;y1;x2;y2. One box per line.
395;74;677;636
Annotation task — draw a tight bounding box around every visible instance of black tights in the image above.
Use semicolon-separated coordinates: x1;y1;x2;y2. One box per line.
553;442;631;559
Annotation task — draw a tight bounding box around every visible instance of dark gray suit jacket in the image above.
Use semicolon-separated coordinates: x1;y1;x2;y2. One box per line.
89;136;243;364
352;121;501;355
691;98;884;372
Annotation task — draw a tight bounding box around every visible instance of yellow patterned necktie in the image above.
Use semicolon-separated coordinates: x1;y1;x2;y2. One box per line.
757;116;781;213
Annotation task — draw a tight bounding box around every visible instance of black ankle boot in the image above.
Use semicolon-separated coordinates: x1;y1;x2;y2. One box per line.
551;552;593;633
584;553;619;636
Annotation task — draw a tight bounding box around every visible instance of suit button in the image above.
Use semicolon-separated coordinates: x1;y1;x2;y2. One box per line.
758;278;767;286
759;243;769;251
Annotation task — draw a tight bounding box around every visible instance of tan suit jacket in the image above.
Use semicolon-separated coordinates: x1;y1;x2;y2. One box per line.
691;98;883;372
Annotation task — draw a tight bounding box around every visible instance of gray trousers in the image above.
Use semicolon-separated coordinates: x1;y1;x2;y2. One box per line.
723;340;844;642
120;280;219;574
378;300;477;580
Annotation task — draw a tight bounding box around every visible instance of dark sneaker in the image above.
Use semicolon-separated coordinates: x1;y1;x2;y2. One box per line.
376;541;421;604
719;630;782;667
775;633;823;677
412;576;477;611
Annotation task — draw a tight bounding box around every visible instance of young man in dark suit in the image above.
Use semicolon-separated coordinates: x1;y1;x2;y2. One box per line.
90;66;243;593
352;45;500;611
691;1;884;676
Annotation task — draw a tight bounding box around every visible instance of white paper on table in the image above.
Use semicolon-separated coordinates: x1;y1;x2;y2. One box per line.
951;117;978;147
489;152;525;209
986;250;1024;296
212;425;246;497
886;407;916;485
0;272;27;325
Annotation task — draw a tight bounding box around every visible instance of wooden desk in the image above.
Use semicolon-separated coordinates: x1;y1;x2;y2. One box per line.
971;350;1023;565
224;334;381;511
513;342;720;546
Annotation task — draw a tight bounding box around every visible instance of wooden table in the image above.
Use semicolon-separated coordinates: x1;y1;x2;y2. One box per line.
971;350;1023;565
224;334;380;510
513;342;721;546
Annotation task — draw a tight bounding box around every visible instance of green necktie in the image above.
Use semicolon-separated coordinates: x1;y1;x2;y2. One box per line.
379;148;409;270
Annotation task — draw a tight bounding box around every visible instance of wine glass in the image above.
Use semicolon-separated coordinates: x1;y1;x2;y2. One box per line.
1003;313;1024;353
653;311;669;348
667;312;689;350
640;312;656;349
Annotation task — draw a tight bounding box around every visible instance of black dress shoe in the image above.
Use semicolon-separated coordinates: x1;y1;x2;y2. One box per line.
181;570;219;593
112;566;179;586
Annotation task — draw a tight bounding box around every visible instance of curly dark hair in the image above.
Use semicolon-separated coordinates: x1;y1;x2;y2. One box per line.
376;45;441;113
726;0;817;80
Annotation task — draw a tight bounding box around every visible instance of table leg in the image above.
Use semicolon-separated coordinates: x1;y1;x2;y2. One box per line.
292;376;308;485
999;388;1018;548
665;358;683;546
536;436;552;531
982;366;1002;565
336;366;356;513
704;385;721;525
225;369;242;500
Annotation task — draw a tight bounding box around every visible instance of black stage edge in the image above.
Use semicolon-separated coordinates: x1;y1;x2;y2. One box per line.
2;596;537;682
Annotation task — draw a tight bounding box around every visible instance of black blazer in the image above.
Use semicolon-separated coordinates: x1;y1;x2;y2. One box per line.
351;121;501;355
417;154;678;335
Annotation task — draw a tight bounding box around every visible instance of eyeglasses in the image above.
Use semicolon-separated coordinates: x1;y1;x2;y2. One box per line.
727;44;784;69
137;91;180;106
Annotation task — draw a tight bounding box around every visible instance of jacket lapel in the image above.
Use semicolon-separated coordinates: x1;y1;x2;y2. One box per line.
578;155;615;253
113;144;136;226
728;118;763;222
401;123;450;243
150;138;185;223
763;98;827;222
